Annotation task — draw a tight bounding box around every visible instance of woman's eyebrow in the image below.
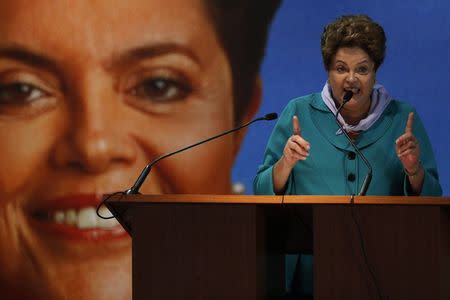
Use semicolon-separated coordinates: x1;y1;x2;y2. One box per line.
110;43;201;69
334;60;347;65
0;46;62;75
334;59;370;65
355;59;370;65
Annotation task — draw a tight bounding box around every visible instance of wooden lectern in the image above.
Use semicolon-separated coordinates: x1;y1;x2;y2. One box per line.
106;194;450;300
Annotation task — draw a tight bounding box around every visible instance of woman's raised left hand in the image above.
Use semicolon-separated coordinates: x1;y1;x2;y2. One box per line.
395;112;421;174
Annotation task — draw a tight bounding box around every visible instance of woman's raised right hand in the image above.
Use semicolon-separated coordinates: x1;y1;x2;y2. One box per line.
282;115;310;167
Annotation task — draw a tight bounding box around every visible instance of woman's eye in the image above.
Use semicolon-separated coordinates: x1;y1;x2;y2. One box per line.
129;78;192;102
0;82;47;104
336;66;346;73
356;66;369;75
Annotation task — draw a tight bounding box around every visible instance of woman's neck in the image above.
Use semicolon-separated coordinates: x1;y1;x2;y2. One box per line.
341;110;368;125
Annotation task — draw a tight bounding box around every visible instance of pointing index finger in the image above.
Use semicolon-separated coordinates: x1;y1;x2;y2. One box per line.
405;112;414;133
292;115;301;136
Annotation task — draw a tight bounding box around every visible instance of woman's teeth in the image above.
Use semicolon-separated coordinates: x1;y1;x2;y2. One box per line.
347;88;360;94
52;206;119;229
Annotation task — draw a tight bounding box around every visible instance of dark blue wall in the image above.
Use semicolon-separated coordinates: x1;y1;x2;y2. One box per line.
233;0;450;195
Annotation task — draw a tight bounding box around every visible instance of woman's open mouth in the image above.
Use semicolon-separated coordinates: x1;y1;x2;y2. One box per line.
345;87;360;95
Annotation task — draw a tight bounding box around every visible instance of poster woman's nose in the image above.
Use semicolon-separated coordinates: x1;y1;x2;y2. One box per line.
51;109;137;174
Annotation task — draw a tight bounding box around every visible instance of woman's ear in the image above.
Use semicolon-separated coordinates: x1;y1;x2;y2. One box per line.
232;76;262;156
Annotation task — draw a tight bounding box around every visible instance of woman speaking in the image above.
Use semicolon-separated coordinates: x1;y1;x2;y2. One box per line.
254;15;442;197
253;14;442;298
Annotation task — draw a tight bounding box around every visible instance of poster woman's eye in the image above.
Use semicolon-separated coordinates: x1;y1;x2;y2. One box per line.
0;80;56;117
0;82;47;104
129;77;192;103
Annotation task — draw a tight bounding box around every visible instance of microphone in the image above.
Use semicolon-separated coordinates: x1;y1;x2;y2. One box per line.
125;113;278;194
335;91;373;196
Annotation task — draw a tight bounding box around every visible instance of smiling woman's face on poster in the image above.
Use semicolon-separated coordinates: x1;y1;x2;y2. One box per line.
0;0;268;299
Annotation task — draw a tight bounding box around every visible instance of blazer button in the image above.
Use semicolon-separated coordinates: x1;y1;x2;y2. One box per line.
348;151;356;160
347;173;356;182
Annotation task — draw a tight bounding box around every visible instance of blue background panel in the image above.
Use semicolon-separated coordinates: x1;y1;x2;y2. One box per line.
233;0;450;195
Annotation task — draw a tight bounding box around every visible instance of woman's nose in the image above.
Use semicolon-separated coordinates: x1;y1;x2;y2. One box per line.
51;99;137;174
346;71;358;84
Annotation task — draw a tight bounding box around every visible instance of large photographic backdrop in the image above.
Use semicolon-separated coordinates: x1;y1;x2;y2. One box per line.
234;0;450;195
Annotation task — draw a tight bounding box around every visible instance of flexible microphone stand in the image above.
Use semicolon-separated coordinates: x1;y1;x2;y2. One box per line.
334;91;372;196
96;113;278;219
125;113;278;195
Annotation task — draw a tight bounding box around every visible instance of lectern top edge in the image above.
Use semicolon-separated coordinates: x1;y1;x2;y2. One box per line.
104;194;449;205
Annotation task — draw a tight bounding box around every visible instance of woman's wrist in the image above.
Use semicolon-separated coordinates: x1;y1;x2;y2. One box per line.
404;161;423;177
273;157;292;195
280;154;297;170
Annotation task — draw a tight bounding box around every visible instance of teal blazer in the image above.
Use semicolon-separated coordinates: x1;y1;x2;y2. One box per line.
253;93;442;196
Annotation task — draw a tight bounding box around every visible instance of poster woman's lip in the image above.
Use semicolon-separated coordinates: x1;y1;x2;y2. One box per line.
28;193;128;241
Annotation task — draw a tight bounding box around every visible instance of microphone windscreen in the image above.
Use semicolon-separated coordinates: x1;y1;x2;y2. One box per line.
264;113;278;120
343;91;353;102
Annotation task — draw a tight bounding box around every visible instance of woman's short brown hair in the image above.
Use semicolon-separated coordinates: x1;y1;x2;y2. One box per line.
321;15;386;72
